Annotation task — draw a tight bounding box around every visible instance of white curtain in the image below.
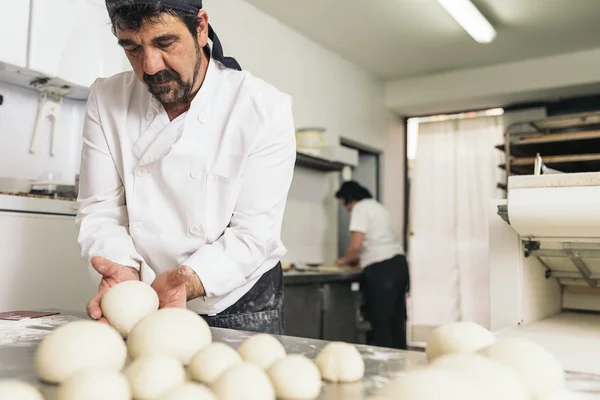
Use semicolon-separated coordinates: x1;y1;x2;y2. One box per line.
408;116;504;330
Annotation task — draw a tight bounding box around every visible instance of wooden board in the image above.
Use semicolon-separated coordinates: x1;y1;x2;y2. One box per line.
511;153;600;166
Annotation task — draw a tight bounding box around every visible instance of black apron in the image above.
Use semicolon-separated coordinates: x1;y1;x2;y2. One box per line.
200;263;284;334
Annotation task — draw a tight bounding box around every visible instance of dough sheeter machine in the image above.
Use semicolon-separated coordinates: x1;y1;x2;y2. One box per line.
491;164;600;379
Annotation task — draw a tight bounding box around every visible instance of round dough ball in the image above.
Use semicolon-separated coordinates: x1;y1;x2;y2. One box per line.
35;320;127;383
158;382;218;400
0;380;43;400
315;342;364;383
212;362;275;400
430;353;529;400
477;337;565;398
56;370;130;400
237;334;286;369
372;369;485;400
426;321;495;361
125;355;185;400
188;342;242;384
101;280;159;338
127;308;212;365
267;354;321;400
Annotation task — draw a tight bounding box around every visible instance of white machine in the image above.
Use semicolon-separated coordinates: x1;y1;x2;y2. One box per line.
490;170;600;376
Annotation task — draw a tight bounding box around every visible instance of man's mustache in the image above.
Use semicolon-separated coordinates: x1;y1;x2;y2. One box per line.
144;69;181;85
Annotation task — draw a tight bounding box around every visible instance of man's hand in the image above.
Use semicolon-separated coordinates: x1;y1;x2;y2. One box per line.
151;266;205;309
87;256;140;323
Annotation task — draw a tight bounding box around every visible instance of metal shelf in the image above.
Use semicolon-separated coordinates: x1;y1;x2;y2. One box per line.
497;111;600;190
295;152;346;172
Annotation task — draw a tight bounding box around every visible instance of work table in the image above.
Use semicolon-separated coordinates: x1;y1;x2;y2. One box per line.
1;312;599;399
283;268;362;285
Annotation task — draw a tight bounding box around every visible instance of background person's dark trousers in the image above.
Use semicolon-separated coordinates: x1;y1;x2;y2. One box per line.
362;254;410;349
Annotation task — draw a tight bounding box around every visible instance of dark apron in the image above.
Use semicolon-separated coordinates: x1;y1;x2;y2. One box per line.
200;263;284;334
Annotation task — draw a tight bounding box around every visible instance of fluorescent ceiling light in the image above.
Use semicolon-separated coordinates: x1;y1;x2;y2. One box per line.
437;0;497;44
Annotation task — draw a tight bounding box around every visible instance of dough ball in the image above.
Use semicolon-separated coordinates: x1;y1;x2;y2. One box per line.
315;342;364;383
477;337;565;398
157;382;218;400
35;320;127;383
101;280;159;338
125;355;185;400
426;321;495;361
372;369;485;399
127;308;212;365
267;354;321;400
430;353;529;400
188;342;242;384
56;369;130;400
211;362;275;400
0;380;43;400
237;334;286;369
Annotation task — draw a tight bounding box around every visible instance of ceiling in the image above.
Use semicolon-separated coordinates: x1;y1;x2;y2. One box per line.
246;0;600;81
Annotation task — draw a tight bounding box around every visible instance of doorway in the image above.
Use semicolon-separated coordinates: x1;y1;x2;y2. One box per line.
337;138;381;258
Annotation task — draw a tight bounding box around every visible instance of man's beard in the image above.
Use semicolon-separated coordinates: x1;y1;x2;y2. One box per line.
144;42;202;105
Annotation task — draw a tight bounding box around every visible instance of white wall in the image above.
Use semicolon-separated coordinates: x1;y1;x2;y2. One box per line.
0;82;85;183
385;47;600;116
204;0;405;264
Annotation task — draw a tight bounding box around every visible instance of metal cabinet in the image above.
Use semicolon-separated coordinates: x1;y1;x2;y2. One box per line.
321;282;362;343
283;277;364;344
283;283;322;339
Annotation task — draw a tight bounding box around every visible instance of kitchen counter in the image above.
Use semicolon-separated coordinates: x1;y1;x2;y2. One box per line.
1;312;599;399
284;268;362;285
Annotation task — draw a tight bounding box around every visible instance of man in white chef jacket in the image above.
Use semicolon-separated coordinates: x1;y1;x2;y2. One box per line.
75;0;295;334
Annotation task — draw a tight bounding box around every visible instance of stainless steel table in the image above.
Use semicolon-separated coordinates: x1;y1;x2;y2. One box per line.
1;312;599;399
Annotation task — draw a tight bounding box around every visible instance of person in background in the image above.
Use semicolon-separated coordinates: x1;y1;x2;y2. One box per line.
76;0;295;334
335;181;409;349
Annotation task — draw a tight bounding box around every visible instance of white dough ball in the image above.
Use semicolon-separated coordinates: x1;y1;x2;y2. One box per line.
315;342;364;383
477;337;565;398
430;353;529;400
426;321;495;361
158;382;218;400
35;320;127;383
127;308;212;365
212;362;275;400
188;342;242;384
101;280;159;338
237;334;286;369
56;369;130;400
372;369;485;399
267;354;322;400
125;355;185;400
0;380;43;400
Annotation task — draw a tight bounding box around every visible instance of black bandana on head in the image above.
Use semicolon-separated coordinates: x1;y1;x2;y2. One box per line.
105;0;242;71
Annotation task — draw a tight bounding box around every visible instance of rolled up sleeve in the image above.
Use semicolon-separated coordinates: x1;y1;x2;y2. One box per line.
183;97;296;297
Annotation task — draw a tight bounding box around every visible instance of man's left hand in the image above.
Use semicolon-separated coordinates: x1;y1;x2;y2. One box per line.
151;266;193;309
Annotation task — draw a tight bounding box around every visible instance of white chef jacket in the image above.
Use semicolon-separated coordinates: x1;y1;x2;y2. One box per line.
75;58;296;314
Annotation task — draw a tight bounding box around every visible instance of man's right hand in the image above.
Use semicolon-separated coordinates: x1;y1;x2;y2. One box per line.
86;256;140;324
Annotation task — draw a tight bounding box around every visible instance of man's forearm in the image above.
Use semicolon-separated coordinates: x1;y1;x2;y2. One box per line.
184;268;206;300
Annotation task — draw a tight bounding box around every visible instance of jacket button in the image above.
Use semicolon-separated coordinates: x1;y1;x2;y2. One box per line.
190;169;199;179
146;111;154;120
189;225;201;235
198;113;207;123
136;167;147;176
132;222;143;232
